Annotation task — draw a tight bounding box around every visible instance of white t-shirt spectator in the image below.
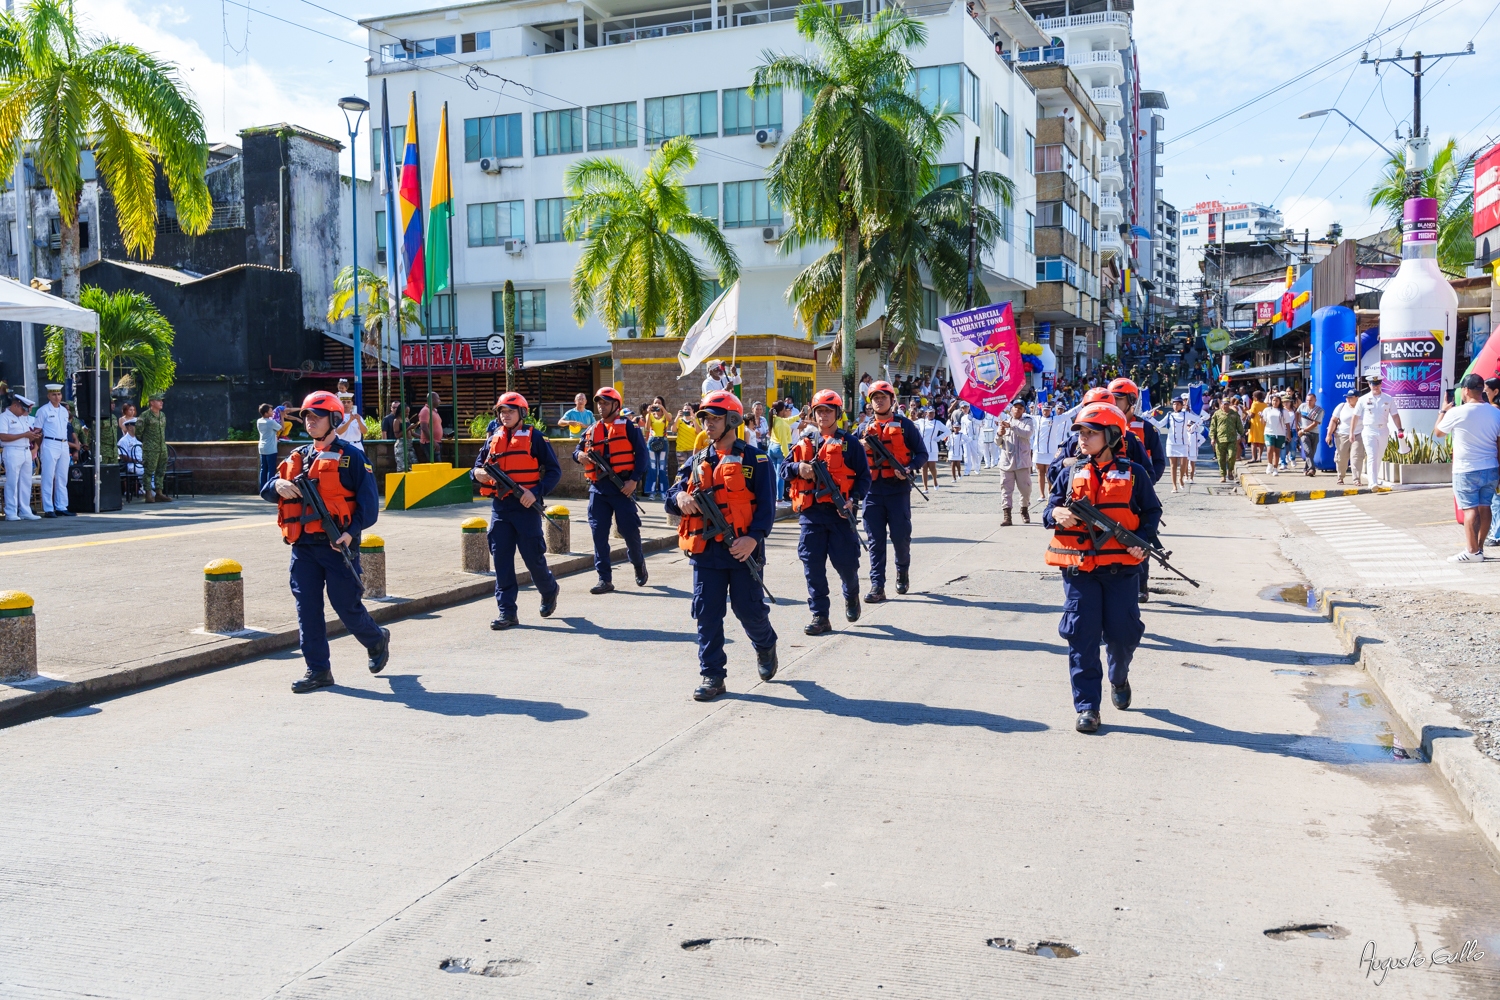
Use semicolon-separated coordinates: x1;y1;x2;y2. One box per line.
702;371;741;396
1329;401;1358;440
1435;402;1500;475
256;416;280;456
1261;406;1288;439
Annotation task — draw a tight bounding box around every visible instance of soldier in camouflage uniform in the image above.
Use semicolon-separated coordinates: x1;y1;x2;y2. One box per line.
136;393;170;502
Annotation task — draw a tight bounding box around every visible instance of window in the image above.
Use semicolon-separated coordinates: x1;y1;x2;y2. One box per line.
80;149;96;181
430;294;456;336
912;64;979;120
1036;256;1078;286
467;201;525;246
1184;227;1199;236
460;31;491;53
381;36;455;60
375;210;387;264
684;183;718;223
936;163;964;188
723;86;782;136
465;114;523;161
722;179;780;228
587;102;637;150
1024;131;1035;174
700;279;724;313
996;106;1011;156
1037;200;1082;237
1025;211;1035;252
534;109;583;156
919;288;940;330
371;126;406;173
999;199;1013;244
494;289;547;332
645;91;717;143
1034;143;1079;177
536;198;573;243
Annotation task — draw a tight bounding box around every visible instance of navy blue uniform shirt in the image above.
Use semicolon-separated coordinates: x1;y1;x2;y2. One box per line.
573;418;648;495
260;438;380;542
864;414;929;495
1042;452;1162;542
472;427;562;511
782;428;872;523
665;438;777;566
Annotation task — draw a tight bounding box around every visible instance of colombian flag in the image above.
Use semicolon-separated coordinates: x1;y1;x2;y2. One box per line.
398;93;425;304
426;103;453;295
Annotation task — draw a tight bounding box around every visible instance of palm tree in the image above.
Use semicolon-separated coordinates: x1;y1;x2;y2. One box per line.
566;135;739;337
755;0;943;402
1368;138;1474;274
43;285;175;397
327;265;424;415
0;0;211;375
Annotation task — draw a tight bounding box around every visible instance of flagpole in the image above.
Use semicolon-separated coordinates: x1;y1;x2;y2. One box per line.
444;101;459;453
406;97;432;465
380;81;408;477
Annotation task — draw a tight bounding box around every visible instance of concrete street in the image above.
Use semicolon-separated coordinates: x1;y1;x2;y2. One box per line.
3;472;1499;998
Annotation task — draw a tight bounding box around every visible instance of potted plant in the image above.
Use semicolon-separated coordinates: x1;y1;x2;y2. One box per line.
1380;432;1453;485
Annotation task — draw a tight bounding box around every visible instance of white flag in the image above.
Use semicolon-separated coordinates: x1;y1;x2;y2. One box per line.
677;281;739;378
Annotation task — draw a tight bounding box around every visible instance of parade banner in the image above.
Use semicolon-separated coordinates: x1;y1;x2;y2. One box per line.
937;302;1024;414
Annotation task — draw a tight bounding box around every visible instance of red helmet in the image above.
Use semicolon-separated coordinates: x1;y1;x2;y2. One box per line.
811;389;844;412
300;390;345;416
697;389;744;428
495;391;528;411
1073;402;1128;448
1107;377;1140;399
594;386;623;405
1082;387;1116;406
866;380;897;400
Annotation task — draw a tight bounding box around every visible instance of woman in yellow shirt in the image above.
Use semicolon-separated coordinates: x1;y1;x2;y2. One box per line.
767;400;795;501
1246;389;1267;463
643;396;671;499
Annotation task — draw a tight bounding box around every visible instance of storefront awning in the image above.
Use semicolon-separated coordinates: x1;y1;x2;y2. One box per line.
1235;280;1291;306
521;345;610;370
1226;357;1308;378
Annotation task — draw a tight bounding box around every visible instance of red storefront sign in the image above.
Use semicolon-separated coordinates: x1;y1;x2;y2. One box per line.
1255;301;1275;324
1474;141;1500;237
401;340;523;372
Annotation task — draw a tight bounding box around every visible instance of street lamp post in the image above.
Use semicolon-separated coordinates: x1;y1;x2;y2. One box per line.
339;96;371;421
1297;108;1396;157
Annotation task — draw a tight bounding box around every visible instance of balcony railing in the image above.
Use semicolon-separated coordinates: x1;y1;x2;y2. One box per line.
1016;44;1065;64
1068;50;1123;72
1098;195;1122;217
1103;123;1123;147
1035;10;1130;31
600;0;940;46
1091;86;1123;107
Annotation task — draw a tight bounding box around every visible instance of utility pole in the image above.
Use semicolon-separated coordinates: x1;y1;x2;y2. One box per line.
964;136;981;309
1361;44;1474;195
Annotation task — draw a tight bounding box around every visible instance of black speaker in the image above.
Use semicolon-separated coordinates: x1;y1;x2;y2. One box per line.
72;368;108;417
68;461;122;513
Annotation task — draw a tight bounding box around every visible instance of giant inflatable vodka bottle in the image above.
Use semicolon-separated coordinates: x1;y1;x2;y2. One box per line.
1377;197;1457;435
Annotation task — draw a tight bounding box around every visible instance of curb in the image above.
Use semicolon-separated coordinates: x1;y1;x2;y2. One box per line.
1318;590;1500;863
1240;474;1387;505
0;533;680;729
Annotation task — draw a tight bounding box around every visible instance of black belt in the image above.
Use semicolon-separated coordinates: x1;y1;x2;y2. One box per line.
44;436;67;442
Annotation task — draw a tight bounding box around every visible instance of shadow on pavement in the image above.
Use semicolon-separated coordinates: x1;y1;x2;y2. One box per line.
1101;707;1395;764
739;679;1049;733
911;593;1060;616
335;674;588;721
1138;632;1338;665
534;617;697;643
858;621;1067;655
1144;604;1323;626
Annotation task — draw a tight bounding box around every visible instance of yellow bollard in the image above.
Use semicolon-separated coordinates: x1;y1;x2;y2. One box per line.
544;505;571;555
203;559;245;633
461;516;490;573
0;590;37;681
360;535;388;598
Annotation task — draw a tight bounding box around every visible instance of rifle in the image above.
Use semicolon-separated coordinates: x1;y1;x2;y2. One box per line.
479;461;562;528
686;450;776;604
1063;495;1200;588
583;448;645;512
292;471;365;594
863;428;929;501
809;456;867;549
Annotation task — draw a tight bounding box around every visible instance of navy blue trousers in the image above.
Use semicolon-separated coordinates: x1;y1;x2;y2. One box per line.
289;543;384;674
798;519;862;617
1058;566;1145;712
489;506;557;616
588;490;644;582
691;558;777;679
862;491;911;590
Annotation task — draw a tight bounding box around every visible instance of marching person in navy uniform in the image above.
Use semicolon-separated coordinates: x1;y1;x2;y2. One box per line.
262;390;390;693
860;380;926;602
784;389;871;635
1108;377;1166;603
572;386;650;593
1043;402;1161;733
472;392;561;630
665;390;778;701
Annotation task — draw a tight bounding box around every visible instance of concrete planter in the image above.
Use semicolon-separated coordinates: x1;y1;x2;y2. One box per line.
1380;461;1453;485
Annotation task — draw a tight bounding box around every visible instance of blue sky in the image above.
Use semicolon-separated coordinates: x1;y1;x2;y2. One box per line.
87;0;1500;240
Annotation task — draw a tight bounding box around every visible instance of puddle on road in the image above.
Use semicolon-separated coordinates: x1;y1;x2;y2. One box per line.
1259;582;1318;609
1297;685;1422;764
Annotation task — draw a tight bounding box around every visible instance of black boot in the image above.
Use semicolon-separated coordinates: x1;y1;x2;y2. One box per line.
865;588;887;603
1111;682;1132;710
845;593;861;622
896;569;909;595
367;627;391;674
693;675;726;701
756;645;778;681
1075;710;1100;733
539;589;558;618
804;616;832;635
589;579;615;595
634;562;649;587
291;670;334;693
490;614;519;630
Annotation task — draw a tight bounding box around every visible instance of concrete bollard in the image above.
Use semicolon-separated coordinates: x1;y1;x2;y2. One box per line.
544;506;571;555
359;535;388;598
0;590;37;681
461;516;491;573
203;559;245;634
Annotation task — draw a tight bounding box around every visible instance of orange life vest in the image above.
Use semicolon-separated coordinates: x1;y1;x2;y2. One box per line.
1127;417;1146;444
677;441;756;554
478;426;540;499
864;417;912;478
788;433;857;512
584;419;635;482
1045;457;1142;571
276;445;357;544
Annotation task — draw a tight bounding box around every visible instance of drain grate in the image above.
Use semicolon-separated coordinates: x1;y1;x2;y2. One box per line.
681;937;776;951
439;957;534;977
986;937;1081;958
1263;923;1347;941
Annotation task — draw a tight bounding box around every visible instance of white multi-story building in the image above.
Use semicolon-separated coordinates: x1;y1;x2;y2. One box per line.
356;0;1042;396
1153;196;1177;305
1177;199;1284;307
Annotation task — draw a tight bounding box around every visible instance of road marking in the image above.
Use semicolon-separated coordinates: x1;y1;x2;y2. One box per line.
0;520;264;557
1290;498;1467;587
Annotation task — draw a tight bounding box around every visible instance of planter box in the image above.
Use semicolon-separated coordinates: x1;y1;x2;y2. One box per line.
1380;461;1453;485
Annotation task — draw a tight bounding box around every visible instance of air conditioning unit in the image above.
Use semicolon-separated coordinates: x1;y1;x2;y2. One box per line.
761;225;782;243
479;157;503;174
503;238;525;255
754;127;781;147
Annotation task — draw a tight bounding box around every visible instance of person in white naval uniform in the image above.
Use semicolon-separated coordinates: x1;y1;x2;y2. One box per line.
1;393;41;520
34;383;74;516
1350;375;1404;489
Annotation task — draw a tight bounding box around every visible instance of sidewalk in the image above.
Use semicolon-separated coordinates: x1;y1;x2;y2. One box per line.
0;494;682;724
